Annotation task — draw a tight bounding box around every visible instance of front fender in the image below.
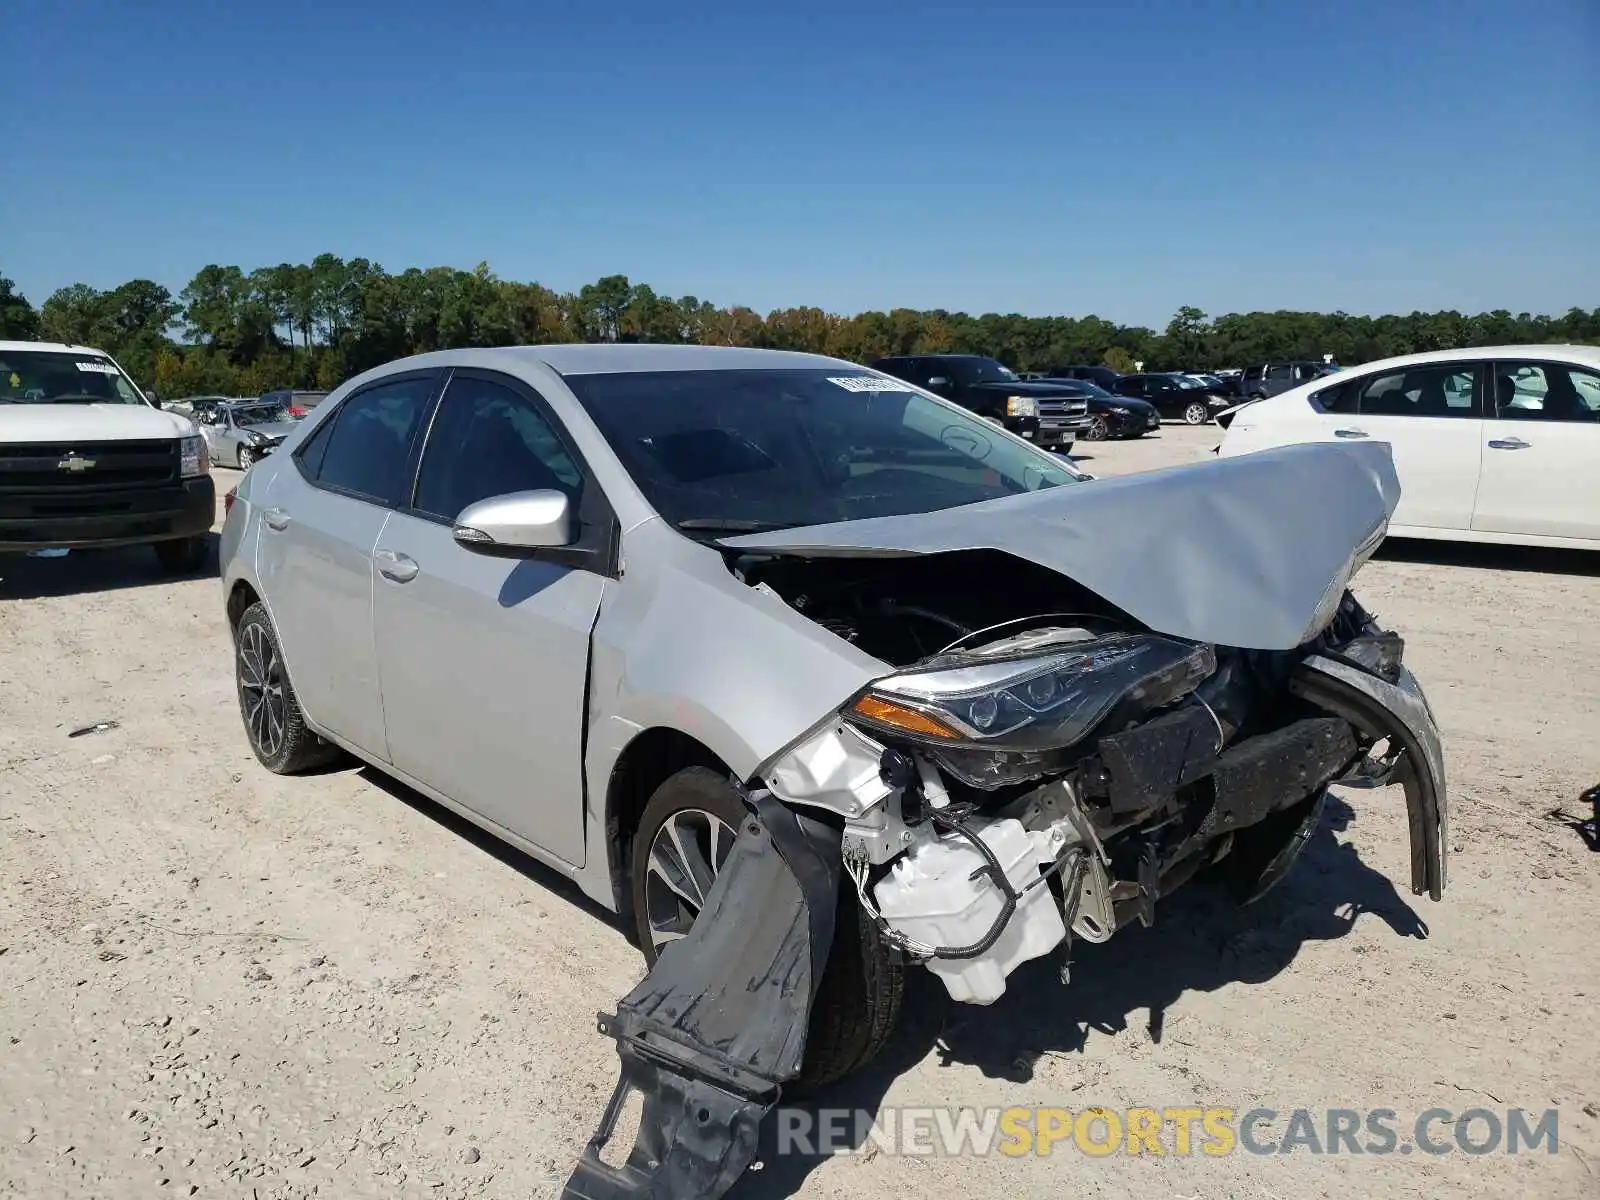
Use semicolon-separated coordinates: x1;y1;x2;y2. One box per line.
586;520;887;785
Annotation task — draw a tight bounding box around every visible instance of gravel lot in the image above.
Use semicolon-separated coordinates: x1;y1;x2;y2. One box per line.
3;425;1597;1199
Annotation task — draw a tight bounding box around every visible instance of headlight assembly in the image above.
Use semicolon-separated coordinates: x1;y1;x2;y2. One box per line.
179;434;210;478
845;633;1216;753
1005;395;1038;417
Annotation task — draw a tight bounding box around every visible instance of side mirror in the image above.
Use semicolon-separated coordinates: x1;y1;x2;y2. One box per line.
926;376;950;390
453;489;574;553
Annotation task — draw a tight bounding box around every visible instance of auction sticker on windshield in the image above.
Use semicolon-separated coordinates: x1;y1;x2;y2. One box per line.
829;376;914;392
75;361;121;374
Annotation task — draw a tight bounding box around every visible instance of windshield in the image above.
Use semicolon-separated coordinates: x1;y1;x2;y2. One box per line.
231;403;286;426
0;350;147;405
567;369;1084;533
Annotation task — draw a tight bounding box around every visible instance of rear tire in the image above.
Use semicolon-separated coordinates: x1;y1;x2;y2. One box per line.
630;767;904;1088
153;535;209;574
234;601;341;773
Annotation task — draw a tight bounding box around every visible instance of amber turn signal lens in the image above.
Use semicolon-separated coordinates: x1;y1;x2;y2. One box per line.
850;695;961;740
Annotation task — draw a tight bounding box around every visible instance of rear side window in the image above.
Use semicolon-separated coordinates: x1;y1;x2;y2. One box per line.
301;376;435;504
1266;364;1292;381
1311;379;1358;413
1355;364;1481;419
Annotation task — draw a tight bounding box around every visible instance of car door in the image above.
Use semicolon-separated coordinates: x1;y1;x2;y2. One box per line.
369;369;613;866
1313;361;1486;530
254;371;441;759
1472;359;1600;541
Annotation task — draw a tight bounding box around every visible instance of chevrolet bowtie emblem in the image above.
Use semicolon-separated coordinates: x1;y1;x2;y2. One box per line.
58;453;97;472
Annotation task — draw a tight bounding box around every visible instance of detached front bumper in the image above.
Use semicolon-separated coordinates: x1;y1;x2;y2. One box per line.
1293;656;1448;899
0;477;215;551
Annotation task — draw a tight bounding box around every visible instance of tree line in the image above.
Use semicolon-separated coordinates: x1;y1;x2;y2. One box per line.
2;260;1595;399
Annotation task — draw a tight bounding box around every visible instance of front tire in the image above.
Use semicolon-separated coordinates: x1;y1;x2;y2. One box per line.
237;445;255;470
1183;401;1210;425
153;535;209;574
234;602;340;773
1083;414;1110;441
630;767;904;1088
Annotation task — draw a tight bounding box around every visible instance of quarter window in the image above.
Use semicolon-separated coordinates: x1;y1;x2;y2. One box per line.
304;376;434;503
1493;362;1600;422
1355;364;1479;419
414;375;584;522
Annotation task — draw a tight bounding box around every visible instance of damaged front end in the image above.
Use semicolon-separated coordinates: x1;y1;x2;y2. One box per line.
565;443;1445;1200
764;589;1446;1008
566;584;1447;1199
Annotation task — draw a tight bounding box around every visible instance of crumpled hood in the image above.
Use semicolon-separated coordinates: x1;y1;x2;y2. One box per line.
237;420;298;438
0;403;196;443
722;441;1400;651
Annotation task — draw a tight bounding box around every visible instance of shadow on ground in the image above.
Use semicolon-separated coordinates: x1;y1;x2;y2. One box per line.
0;532;221;599
1377;537;1600;578
732;793;1428;1198
355;764;626;935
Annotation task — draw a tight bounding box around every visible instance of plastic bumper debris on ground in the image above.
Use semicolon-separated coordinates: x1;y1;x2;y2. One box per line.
561;792;841;1200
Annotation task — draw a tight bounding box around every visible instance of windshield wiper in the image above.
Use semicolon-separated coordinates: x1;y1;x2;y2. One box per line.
674;518;806;534
47;394;114;404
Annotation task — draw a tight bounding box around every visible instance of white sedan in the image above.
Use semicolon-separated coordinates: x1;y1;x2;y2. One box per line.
1218;344;1600;549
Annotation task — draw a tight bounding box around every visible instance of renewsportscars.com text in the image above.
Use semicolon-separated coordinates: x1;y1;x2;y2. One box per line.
775;1106;1560;1159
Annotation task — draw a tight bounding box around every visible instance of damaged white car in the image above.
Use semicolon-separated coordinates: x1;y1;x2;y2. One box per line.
218;345;1446;1200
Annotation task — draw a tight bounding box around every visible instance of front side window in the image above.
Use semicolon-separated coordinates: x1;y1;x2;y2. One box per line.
414;375;584;521
1355;364;1480;418
303;376;435;504
0;350;146;405
566;369;1083;534
1493;362;1600;422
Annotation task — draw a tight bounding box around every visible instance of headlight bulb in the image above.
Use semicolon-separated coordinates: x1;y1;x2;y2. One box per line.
968;695;999;730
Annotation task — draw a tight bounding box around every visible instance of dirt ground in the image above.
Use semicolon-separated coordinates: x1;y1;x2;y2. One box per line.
3;425;1597;1200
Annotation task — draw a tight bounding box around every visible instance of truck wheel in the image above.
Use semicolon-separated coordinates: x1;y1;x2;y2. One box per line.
1183;401;1210;425
153;535;210;574
631;767;904;1089
233;601;341;773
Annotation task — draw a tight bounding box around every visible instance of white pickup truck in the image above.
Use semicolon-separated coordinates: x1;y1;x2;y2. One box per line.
0;340;215;571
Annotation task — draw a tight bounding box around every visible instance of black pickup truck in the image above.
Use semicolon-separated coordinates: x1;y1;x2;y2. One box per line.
870;355;1092;449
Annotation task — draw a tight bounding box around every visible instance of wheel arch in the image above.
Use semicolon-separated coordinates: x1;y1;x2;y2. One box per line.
602;726;732;939
227;579;261;631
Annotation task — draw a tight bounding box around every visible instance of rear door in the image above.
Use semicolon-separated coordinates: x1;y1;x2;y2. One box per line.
1325;361;1487;530
369;369;613;866
255;371;441;758
1472;359;1600;541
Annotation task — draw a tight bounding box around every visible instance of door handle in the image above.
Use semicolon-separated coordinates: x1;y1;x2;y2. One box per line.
1333;427;1368;439
1487;437;1531;450
262;507;291;531
374;548;420;583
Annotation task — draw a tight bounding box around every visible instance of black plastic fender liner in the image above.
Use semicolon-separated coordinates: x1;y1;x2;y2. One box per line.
1290;657;1448;901
562;792;842;1200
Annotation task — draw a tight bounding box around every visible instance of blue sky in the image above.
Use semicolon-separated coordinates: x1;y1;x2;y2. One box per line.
3;0;1596;327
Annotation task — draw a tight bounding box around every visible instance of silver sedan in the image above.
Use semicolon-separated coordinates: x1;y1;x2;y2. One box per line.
198;400;299;469
219;345;1446;1199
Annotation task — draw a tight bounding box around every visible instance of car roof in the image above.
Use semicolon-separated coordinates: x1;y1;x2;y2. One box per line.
1322;344;1600;379
0;339;114;356
376;344;858;378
